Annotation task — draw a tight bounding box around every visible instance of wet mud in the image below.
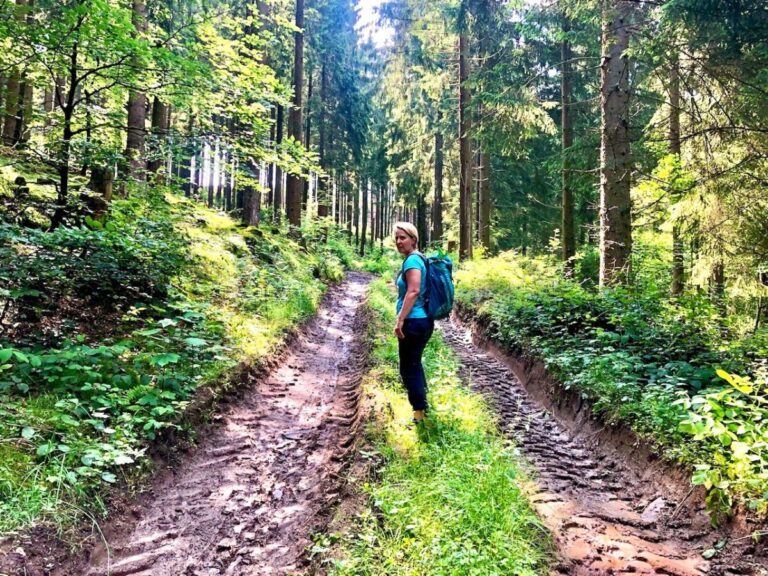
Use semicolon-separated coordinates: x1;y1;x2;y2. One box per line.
441;317;766;576
43;272;371;576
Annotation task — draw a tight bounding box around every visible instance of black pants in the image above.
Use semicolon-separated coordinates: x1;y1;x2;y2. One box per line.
398;317;434;412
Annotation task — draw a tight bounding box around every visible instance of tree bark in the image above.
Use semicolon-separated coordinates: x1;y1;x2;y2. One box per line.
432;114;444;243
43;85;54;113
359;179;368;255
147;96;170;180
599;0;633;287
458;34;473;260
267;106;275;209
274;104;284;221
303;68;313;211
2;0;27;146
2;72;21;145
479;150;491;249
562;17;576;272
711;260;726;315
285;0;305;228
353;175;360;246
670;52;684;296
417;191;428;248
125;0;148;182
317;62;329;218
16;80;33;145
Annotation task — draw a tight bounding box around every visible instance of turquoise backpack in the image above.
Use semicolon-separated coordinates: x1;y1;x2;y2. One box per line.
401;252;455;320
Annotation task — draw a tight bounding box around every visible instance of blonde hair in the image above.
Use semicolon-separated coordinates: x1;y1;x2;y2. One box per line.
393;222;419;246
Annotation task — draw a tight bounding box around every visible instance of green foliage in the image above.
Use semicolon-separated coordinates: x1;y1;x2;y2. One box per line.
456;252;768;518
320;278;552;575
677;368;768;519
0;198;188;318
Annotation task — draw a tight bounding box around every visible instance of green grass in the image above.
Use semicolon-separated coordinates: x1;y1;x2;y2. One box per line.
318;279;552;576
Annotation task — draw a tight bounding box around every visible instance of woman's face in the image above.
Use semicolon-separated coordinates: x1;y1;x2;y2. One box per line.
394;229;416;255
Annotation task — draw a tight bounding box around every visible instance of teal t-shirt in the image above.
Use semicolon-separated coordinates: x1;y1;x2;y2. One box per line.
396;253;428;319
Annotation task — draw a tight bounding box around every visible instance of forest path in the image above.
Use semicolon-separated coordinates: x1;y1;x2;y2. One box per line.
65;273;370;576
441;319;723;576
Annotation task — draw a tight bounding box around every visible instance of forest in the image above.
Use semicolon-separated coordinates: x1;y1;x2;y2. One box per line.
0;0;766;574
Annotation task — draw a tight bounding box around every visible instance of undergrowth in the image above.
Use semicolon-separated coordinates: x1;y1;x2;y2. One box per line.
456;250;768;520
316;278;552;575
0;179;370;534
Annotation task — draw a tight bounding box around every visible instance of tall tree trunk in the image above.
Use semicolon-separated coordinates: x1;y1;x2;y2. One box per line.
0;76;6;122
2;73;21;146
359;179;368;256
194;141;204;199
223;150;233;211
458;33;473;260
561;17;576;272
317;62;329;218
353;176;360;246
417;191;428;248
432;115;444;243
285;0;304;227
181;146;192;197
125;0;148;182
79;89;93;175
303;69;313;211
206;140;215;207
43;85;54;113
711;260;726;315
2;0;26;146
148;96;170;180
274;104;284;221
16;80;33;145
479;150;491;249
598;0;633;287
670;52;684;296
243;158;261;226
267;107;275;209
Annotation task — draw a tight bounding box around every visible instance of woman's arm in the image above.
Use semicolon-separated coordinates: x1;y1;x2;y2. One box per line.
395;268;422;339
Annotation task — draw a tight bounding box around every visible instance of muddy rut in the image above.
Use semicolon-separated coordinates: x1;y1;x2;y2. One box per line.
63;273;370;576
441;319;759;576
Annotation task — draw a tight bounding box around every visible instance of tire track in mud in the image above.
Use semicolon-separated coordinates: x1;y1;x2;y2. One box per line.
66;273;370;576
441;319;730;576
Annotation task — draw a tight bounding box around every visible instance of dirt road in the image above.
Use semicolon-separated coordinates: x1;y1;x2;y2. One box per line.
57;273;370;576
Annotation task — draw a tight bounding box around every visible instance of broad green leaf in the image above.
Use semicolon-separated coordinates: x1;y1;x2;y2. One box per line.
151;353;181;367
36;443;55;457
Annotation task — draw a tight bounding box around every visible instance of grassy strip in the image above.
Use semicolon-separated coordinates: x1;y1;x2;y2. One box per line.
0;185;388;535
455;252;768;518
317;278;552;576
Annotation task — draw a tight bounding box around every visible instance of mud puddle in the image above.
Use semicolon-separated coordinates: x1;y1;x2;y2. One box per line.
442;319;764;576
42;273;371;576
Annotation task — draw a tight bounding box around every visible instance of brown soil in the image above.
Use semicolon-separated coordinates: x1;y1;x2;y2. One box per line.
443;315;768;576
1;272;371;576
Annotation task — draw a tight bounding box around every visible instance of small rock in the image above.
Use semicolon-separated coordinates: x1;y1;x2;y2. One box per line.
14;547;26;558
217;537;237;551
641;497;667;523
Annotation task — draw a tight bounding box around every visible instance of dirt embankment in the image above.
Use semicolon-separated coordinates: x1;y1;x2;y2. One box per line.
443;311;767;576
1;272;372;576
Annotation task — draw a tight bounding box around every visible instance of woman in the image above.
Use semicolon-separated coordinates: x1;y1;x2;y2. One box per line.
393;222;433;423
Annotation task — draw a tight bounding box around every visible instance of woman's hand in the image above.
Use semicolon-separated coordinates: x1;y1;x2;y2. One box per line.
394;318;405;339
